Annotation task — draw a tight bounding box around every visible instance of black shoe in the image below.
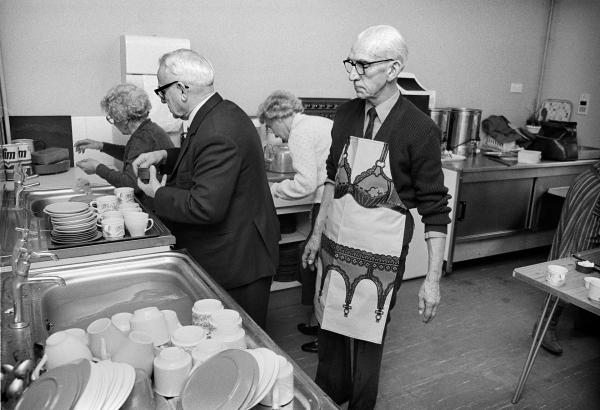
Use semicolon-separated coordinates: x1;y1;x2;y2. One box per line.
297;323;319;336
301;340;318;353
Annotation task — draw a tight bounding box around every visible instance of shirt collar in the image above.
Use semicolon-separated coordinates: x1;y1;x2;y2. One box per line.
183;91;216;132
365;85;401;124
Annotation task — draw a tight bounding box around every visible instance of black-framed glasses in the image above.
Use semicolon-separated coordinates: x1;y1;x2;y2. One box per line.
343;59;396;75
154;81;188;99
105;115;115;124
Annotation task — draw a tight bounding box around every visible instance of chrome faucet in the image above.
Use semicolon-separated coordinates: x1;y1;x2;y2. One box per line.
13;162;39;208
8;228;64;329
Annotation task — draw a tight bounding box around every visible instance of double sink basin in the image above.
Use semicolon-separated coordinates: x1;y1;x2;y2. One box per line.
0;188;334;409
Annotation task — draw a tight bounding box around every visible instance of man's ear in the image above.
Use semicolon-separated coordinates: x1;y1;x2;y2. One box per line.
178;82;188;101
387;61;403;80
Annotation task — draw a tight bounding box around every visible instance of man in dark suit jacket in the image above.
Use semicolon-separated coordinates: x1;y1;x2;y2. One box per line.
133;49;279;328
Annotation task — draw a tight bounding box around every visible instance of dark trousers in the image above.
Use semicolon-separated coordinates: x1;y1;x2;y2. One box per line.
227;276;272;329
315;237;411;410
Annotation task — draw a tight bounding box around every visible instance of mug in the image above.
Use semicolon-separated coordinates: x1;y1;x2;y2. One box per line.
130;307;170;347
115;187;135;204
546;265;567;286
192;299;224;331
124;212;154;237
153;347;192;397
97;210;123;226
112;331;155;376
118;202;142;212
584;276;600;302
111;312;133;334
101;217;125;240
171;325;207;352
86;317;128;360
90;195;119;214
44;330;93;369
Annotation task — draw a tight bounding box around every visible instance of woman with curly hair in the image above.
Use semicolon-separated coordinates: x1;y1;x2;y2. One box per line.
75;83;173;205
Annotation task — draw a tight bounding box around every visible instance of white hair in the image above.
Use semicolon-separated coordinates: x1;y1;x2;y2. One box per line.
159;49;215;88
357;25;408;66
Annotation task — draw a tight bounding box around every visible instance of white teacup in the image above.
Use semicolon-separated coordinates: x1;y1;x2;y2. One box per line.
101;217;125;240
190;339;226;370
114;187;135;204
171;325;207;352
153;347;192;397
64;328;89;346
124;212;154;237
209;309;242;336
130;307;170;347
161;310;182;336
111;312;133;334
192;299;224;331
44;330;93;369
118;202;142;212
90;195;119;214
97;210;123;226
112;330;155;376
546;264;567;286
584;276;600;302
86;317;128;360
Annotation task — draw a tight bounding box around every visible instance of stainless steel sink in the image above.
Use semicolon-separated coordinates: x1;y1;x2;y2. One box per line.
24;251;336;409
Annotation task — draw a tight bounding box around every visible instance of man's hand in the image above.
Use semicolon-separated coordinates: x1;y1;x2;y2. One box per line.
75;159;100;175
132;150;167;176
74;139;103;153
418;279;440;323
301;233;321;270
137;165;166;198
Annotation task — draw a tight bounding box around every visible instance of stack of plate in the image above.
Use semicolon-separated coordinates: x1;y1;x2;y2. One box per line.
73;361;136;410
180;348;281;410
44;202;101;244
16;359;91;410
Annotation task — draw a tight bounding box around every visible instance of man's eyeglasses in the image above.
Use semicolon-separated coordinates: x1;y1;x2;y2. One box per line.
343;59;396;75
105;115;115;124
154;81;189;99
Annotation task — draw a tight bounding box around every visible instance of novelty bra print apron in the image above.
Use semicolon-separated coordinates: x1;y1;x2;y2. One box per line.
315;136;408;344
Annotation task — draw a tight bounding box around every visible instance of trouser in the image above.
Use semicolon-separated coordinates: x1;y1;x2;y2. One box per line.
315;240;410;410
227;276;272;329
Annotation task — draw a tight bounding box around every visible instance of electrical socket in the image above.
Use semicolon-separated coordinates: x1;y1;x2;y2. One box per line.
577;93;590;115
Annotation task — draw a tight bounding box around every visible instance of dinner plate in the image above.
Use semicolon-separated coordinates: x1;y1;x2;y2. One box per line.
51;231;102;245
52;221;98;232
17;359;90;410
51;228;98;239
44;202;91;215
247;348;279;408
180;349;258;410
51;212;97;225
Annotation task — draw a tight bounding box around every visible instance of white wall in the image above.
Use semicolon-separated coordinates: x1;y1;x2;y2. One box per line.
0;0;597;146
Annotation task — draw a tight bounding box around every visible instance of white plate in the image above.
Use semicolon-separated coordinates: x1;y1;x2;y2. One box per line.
44;202;91;215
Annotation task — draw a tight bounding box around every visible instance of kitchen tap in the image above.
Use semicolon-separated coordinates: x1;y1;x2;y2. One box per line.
8;228;64;329
13;162;39;209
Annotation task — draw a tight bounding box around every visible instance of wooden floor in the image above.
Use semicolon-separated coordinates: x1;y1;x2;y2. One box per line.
265;247;600;410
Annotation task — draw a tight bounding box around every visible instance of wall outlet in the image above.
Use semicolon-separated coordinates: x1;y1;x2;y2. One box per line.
510;83;523;93
577;93;590;115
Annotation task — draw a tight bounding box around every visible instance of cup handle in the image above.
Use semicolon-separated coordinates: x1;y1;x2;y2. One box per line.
90;201;97;208
31;354;48;381
145;218;154;232
585;280;590;289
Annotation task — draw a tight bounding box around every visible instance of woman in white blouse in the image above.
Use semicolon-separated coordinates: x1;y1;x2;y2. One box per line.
257;90;332;352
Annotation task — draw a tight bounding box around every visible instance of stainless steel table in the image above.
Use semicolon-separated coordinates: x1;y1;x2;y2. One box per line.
511;253;600;403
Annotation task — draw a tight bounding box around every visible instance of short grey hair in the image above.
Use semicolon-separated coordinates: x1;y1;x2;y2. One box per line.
100;83;151;123
357;25;408;66
257;90;304;124
159;48;215;88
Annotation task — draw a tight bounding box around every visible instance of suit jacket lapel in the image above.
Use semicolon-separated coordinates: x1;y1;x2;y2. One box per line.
171;93;223;176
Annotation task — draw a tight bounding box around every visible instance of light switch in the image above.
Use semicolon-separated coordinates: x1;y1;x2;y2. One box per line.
510;83;523;93
577;93;590;115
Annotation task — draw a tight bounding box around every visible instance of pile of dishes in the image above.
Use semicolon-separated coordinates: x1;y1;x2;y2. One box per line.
180;348;282;410
44;201;101;244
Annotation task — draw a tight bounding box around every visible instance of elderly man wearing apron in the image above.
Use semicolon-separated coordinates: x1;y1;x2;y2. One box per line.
302;25;451;410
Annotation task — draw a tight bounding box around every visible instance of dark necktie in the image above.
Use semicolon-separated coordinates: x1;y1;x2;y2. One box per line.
364;107;378;140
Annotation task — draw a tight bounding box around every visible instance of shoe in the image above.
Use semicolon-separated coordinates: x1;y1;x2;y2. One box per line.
297;323;319;336
301;340;318;353
532;321;563;355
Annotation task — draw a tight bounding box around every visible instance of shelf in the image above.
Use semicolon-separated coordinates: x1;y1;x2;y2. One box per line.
280;226;310;244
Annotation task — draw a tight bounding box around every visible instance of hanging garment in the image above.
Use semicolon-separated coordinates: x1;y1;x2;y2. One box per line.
315;136;408;344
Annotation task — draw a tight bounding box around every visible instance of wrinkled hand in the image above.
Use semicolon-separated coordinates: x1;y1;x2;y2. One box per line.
301;233;322;270
137;165;166;198
417;279;440;323
74;139;103;153
132;150;167;176
75;159;100;175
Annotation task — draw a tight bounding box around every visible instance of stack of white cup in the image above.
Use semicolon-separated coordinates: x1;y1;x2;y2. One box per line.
192;298;224;334
209;309;246;349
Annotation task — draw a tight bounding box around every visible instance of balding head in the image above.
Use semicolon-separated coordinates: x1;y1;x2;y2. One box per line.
355;25;408;67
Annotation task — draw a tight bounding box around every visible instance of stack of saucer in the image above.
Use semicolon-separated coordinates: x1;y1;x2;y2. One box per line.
44;202;101;244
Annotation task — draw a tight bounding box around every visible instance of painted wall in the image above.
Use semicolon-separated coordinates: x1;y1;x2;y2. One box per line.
0;0;597;146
